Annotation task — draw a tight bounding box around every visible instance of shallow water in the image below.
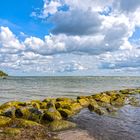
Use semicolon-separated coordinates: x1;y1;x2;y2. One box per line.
72;106;140;140
0;76;140;103
0;76;140;140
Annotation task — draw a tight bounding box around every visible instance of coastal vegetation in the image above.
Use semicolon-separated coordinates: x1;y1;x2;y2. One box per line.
0;88;140;139
0;70;8;77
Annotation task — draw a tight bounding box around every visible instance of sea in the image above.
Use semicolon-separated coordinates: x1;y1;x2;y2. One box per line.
0;76;140;140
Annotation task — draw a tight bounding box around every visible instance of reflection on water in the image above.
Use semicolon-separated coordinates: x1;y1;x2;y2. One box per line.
72;106;140;140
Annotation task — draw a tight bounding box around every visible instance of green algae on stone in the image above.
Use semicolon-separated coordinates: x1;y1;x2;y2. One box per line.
57;108;73;119
0;101;23;110
77;98;89;107
48;120;76;131
0;127;21;136
55;101;72;110
0;116;11;127
42;109;62;122
70;102;82;113
10;118;42;128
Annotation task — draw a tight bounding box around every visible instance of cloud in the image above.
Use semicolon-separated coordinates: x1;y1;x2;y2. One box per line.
113;0;140;12
99;48;140;70
1;0;140;75
0;26;25;53
49;9;102;35
42;0;61;17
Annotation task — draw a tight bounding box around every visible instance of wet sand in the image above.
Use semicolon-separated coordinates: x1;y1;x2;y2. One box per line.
58;129;95;140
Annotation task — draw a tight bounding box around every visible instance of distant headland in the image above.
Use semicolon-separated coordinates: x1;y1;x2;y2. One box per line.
0;70;8;77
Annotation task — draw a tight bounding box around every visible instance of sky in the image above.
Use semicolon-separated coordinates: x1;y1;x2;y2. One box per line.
0;0;140;76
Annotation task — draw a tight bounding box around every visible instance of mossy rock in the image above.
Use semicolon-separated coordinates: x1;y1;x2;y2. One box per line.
10;118;42;128
0;127;21;136
56;97;74;103
119;89;137;94
92;94;102;101
77;98;89;107
15;107;31;119
0;116;11;127
15;107;43;123
99;94;111;103
28;108;43;123
88;102;99;112
57;108;73;118
48;120;76;131
43;98;56;103
88;104;105;115
111;96;126;106
46;100;56;109
42;109;62;122
70;102;82;113
0;101;23;110
3;107;16;118
39;102;48;109
55;101;71;110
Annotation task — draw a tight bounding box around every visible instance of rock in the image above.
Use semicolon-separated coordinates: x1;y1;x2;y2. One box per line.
49;120;76;131
111;96;126;106
99;94;111;103
10;118;42;128
56;98;74;103
0;116;11;127
0;101;23;110
70;103;82;113
88;101;105;115
0;127;21;136
55;101;71;110
57;108;73;118
77;98;89;107
92;94;101;101
39;102;48;109
15;107;31;119
42;108;62;122
3;107;16;118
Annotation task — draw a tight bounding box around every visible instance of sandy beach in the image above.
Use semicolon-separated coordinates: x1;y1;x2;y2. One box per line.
58;129;95;140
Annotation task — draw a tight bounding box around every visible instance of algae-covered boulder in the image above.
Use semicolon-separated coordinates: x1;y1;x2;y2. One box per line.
15;107;31;119
48;120;76;131
0;127;21;136
0;101;25;110
56;97;74;103
77;98;89;107
57;108;73;118
110;94;126;106
0;116;11;127
55;101;71;110
3;107;16;118
15;107;43;123
10;118;42;128
70;102;82;113
88;104;105;115
99;94;111;103
42;108;62;122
